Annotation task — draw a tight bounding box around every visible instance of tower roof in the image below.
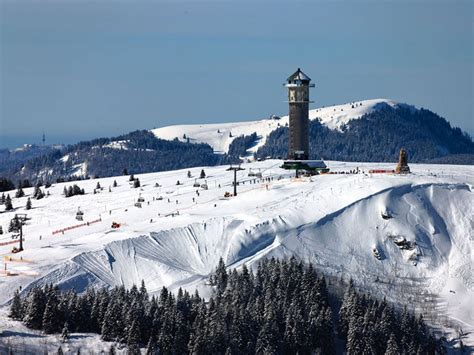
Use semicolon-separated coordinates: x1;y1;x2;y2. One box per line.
287;68;311;83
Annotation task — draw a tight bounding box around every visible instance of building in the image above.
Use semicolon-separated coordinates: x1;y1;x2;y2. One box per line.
284;68;314;160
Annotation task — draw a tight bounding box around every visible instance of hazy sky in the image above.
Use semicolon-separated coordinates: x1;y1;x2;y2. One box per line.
0;0;472;148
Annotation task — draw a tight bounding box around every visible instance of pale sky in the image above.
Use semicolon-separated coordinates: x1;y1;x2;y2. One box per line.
0;0;472;148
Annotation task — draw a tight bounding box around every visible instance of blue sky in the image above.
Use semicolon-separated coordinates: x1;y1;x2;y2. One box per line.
0;0;472;148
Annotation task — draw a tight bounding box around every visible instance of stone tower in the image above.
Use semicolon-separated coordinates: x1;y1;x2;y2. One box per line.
396;148;410;174
284;68;314;160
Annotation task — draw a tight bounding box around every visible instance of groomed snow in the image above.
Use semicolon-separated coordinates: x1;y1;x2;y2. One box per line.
151;99;400;156
0;160;472;348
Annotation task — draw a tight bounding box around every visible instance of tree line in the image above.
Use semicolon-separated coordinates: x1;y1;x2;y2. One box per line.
256;105;474;163
8;257;442;354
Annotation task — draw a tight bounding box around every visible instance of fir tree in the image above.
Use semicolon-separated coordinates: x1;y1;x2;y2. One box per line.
5;194;13;211
200;169;206;179
113;180;118;187
15;186;25;198
24;287;46;329
9;289;23;320
385;333;400;355
26;197;32;210
133;179;140;188
96;182;101;190
127;320;141;354
42;299;59;334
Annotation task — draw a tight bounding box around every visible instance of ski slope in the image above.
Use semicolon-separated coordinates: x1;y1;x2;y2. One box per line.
0;160;472;347
151;99;399;155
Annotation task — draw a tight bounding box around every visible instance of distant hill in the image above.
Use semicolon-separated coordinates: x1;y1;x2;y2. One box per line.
256;103;474;163
0;131;238;186
1;99;472;187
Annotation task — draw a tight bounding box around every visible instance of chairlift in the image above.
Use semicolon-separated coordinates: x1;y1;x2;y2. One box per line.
201;180;208;190
255;169;262;178
248;169;256;177
193;179;201;188
134;202;142;208
76;207;84;221
137;194;145;203
157;196;163;201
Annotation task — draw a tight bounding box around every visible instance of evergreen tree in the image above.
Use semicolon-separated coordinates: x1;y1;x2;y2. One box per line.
42;299;59;334
200;169;206;179
96;182;101;190
133;179;140;188
127;320;141;354
26;197;32;210
129;174;135;181
15;186;25;198
1;192;5;204
113;180;118;187
187;170;192;178
385;333;400;355
24;287;46;329
0;178;15;192
5;194;13;210
57;346;64;355
9;289;23;320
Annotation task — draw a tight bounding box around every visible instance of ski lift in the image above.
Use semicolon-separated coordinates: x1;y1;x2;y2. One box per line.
134;202;142;208
137;194;145;203
157;196;163;201
193;179;201;188
255;169;262;178
201;180;208;190
76;208;84;221
248;169;255;177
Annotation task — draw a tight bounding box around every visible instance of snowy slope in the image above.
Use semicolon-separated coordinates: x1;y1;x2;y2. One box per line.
151;99;399;155
0;160;472;347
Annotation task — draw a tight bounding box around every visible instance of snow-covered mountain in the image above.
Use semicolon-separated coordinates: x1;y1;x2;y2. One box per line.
0;159;472;347
151;99;399;155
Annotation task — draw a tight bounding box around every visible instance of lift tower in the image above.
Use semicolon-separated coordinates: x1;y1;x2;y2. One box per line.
226;165;245;196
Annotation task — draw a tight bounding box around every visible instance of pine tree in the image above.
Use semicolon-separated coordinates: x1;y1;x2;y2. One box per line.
385;333;400;355
113;180;118;188
61;321;70;343
5;194;13;211
15;186;25;198
146;336;157;355
26;197;32;210
1;192;6;204
127;319;141;354
129;174;135;182
57;346;64;355
0;226;3;235
9;289;23;320
200;169;206;179
96;182;101;190
42;299;59;334
133;179;140;188
187;170;192;178
24;287;46;329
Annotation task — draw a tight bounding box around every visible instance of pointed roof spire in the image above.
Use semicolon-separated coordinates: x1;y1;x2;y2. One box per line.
287;68;311;83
